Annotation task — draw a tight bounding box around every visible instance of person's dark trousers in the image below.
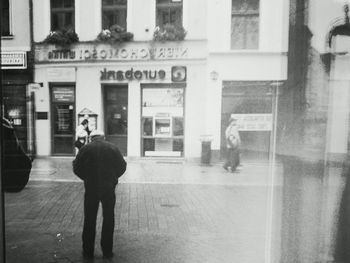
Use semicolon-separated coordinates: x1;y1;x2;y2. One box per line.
82;188;116;257
223;148;233;170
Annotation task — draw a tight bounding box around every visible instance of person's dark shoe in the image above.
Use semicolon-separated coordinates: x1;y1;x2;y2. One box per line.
103;252;114;259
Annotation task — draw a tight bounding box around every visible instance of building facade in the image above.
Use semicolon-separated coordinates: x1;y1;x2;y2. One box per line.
1;0;35;155
31;0;289;159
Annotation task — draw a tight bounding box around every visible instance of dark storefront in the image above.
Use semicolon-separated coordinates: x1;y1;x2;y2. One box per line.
2;52;35;156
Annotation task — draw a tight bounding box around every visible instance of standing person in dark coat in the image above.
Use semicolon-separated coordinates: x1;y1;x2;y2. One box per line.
73;130;127;259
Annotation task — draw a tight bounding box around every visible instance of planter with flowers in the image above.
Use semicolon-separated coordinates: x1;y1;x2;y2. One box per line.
42;28;79;47
153;24;187;42
96;24;133;44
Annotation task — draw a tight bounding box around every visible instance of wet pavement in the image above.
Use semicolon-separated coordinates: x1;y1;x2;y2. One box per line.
4;157;283;263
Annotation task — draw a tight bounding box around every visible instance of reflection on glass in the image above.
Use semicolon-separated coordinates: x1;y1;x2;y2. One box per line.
107;111;127;135
173;117;183;136
142;117;153;136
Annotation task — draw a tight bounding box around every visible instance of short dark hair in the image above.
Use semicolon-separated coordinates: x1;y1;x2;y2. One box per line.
81;119;88;126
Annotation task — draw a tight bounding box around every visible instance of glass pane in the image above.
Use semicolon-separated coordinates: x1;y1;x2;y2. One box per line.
102;9;126;29
114;0;127;5
246;0;259;12
63;0;74;8
231;16;245;49
142;117;153;136
143;88;183;107
162;10;170;25
143;138;155;153
157;0;171;4
172;139;183;153
54;105;73;135
232;0;245;12
155;119;171;136
106;111;127;135
246;16;259;49
1;1;10;36
64;12;74;28
232;0;259;13
102;0;114;6
105;87;128;136
173;117;184;136
52;0;62;8
51;13;60;31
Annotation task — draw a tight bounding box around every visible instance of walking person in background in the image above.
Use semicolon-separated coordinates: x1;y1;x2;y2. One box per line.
73;130;127;259
75;119;90;150
223;117;241;173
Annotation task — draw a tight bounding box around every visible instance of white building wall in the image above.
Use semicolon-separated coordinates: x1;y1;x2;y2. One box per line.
1;0;31;50
32;67;51;156
206;0;290;151
207;0;289;52
33;0;50;42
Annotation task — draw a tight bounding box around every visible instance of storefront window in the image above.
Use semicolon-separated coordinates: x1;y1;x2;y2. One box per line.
141;84;185;157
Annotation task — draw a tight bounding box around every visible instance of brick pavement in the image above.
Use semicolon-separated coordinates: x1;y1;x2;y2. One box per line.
4;158;282;263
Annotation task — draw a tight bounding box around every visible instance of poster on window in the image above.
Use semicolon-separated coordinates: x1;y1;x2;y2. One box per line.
230;114;273;131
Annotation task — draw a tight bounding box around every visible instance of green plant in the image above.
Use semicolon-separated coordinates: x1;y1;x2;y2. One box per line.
153;24;187;41
96;24;134;43
43;28;79;46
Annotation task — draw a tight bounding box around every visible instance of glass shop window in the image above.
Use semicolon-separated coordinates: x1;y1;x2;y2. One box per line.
141;85;185;157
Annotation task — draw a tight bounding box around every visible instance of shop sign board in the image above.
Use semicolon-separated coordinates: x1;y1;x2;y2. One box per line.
1;51;27;69
34;41;206;63
52;87;75;102
231;114;273;131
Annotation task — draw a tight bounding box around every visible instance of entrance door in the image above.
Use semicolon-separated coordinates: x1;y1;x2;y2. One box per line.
103;85;128;155
51;86;75;155
221;82;274;161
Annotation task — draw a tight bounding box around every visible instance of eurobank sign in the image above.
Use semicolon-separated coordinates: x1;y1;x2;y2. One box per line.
34;41;206;63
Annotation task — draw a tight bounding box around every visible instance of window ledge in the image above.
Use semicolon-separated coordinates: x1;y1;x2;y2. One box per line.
1;35;14;40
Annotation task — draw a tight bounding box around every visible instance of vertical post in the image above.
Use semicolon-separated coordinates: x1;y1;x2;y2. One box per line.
264;81;280;263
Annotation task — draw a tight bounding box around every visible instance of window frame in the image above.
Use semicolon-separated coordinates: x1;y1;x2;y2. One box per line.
156;0;183;28
231;0;260;50
50;0;75;31
1;0;12;37
101;0;128;30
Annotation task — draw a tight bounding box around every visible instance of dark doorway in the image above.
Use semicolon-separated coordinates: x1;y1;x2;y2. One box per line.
50;86;75;155
103;85;128;156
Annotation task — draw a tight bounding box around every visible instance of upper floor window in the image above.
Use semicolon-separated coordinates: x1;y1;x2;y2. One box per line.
1;0;11;36
102;0;127;30
156;0;183;28
51;0;75;31
231;0;259;49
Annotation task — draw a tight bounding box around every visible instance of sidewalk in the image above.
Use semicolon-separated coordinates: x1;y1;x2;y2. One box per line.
4;157;283;263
